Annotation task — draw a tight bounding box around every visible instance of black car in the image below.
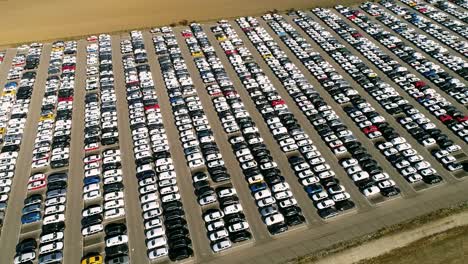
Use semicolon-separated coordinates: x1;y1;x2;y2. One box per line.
42;222;65;234
16;238;37;253
47;180;67;191
169;237;192;249
81;214;103;227
169;247;193;261
165;218;187;231
24;194;42;206
318;207;339;219
335;200;356;211
423;174;443;185
164;209;185;221
105;244;129;258
285;214;305;226
163;201;183;212
103;182;124;193
267;222;288;235
229;230;252;242
105;223;127;236
167;228;189;240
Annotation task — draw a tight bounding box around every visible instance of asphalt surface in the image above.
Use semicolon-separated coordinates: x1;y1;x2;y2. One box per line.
0;3;467;264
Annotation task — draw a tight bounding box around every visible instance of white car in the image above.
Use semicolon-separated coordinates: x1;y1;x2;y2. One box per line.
223;204;243;215
148;247;168;260
227;221;249;232
14;252;35;264
40;232;64;244
363;186;381;196
106;235;128;247
161;193;180;203
204;210;224;222
212;238;231;253
317;199;335;210
81;224;103;236
145;227;165;239
264;213;284;226
39;241;63;254
43;214;65;224
104;208;125;219
208;228;229;242
147;237;167;250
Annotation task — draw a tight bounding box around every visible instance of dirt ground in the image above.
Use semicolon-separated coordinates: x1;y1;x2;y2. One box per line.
0;0;363;47
357;225;468;264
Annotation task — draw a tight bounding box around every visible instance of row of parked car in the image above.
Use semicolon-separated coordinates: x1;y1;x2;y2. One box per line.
244;14;401;201
431;0;468;21
186;22;307;230
307;8;460;176
31;41;77;170
80;34;129;264
16;41;74;264
223;17;356;216
155;26;252;252
121;30;193;261
16;172;68;264
299;9;462;176
1;44;43;231
381;0;467;58
363;1;467;95
335;6;468;144
400;0;467;38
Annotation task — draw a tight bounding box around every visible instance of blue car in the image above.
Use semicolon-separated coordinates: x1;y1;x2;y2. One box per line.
21;212;41;224
83;176;100;185
305;184;323;196
250;182;267;193
4;82;17;89
22;203;41;215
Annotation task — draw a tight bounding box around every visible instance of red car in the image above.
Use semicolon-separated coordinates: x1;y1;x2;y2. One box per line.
456;116;468;122
271;99;286;107
28;180;47;191
439;115;453;123
58;96;73;102
28;173;46;183
414;81;426;88
85;143;99;152
62;65;76;71
362;126;379;134
225;50;237;55
144;104;160;111
182;31;193;38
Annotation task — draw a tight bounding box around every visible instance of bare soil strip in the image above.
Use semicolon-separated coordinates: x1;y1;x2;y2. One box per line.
0;0;363;47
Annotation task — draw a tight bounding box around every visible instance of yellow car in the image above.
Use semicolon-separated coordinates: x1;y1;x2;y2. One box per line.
409;2;416;6
81;255;103;264
2;90;15;96
0;128;5;134
217;36;227;41
262;54;273;59
192;51;203;57
39;114;55;121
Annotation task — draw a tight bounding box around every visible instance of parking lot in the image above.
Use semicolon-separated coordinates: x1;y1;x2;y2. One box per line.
0;1;467;264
